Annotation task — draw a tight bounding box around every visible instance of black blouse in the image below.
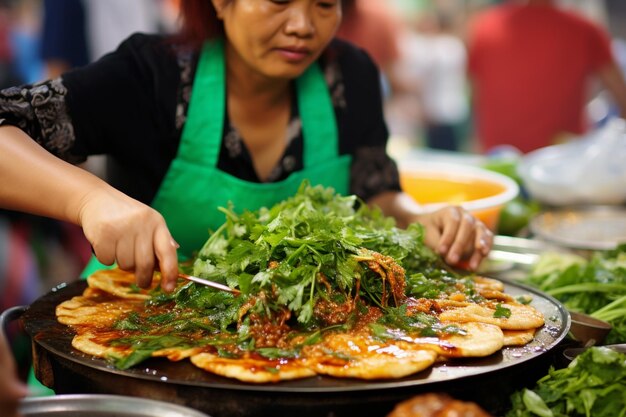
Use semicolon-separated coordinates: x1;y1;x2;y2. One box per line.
0;34;400;205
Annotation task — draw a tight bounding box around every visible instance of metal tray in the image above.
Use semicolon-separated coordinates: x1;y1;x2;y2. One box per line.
530;206;626;251
19;394;210;417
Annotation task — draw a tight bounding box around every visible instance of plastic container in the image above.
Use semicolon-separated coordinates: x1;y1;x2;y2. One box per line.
518;118;626;206
398;161;519;231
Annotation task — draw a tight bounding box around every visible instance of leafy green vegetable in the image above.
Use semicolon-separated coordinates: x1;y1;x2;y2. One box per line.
523;245;626;344
108;182;475;369
494;303;512;318
506;347;626;417
191;181;447;327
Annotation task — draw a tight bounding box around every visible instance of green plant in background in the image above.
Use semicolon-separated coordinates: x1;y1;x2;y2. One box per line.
523;245;626;344
506;347;626;417
482;158;540;236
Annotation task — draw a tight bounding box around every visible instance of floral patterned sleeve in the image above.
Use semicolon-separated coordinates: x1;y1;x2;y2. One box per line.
0;78;85;164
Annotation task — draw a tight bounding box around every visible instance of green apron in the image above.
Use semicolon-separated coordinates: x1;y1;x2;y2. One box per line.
82;38;351;274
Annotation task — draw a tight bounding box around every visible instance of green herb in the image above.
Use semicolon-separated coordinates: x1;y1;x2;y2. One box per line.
494;303;512;318
506;347;626;417
523;245;626;344
107;182;472;370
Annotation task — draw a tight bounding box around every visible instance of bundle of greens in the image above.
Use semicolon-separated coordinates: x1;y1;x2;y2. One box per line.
187;182;469;325
523;246;626;344
506;346;626;417
112;183;478;368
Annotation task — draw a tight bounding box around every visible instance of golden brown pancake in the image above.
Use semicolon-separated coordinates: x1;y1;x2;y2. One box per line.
87;268;158;300
304;332;438;379
190;353;316;383
502;328;537;346
438;301;545;330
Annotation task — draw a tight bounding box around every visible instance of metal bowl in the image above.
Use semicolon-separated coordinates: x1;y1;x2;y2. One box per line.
19;394;211;417
530;206;626;251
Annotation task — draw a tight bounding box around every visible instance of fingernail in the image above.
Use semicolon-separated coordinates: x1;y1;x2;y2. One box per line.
171;239;180;249
439;245;448;254
448;253;459;264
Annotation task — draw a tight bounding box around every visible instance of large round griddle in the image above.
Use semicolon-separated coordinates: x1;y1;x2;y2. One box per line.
20;278;570;417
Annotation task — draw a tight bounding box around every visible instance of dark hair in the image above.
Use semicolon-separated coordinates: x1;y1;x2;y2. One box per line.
178;0;225;47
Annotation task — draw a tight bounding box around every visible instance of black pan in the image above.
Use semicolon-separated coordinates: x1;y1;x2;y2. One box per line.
16;278;570;417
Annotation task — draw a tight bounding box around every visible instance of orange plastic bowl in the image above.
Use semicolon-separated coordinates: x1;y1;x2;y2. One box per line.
399;162;519;231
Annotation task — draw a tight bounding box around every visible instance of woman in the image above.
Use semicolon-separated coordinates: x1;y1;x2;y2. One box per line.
0;0;492;292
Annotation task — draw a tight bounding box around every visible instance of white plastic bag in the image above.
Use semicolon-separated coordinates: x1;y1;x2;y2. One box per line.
518;118;626;206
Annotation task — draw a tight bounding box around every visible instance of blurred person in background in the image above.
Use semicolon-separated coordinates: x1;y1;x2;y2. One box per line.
41;0;174;79
467;0;626;154
395;8;469;151
336;0;404;98
0;0;21;88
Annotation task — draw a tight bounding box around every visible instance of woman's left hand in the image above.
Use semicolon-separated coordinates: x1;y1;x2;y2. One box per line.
416;206;493;271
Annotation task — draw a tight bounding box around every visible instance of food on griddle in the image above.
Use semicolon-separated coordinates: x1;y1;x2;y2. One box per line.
387;393;493;417
56;184;544;382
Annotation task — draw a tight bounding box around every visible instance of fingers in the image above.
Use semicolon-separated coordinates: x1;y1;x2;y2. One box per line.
134;233;156;289
425;206;493;270
154;225;180;293
81;194;178;291
468;222;493;270
438;207;474;265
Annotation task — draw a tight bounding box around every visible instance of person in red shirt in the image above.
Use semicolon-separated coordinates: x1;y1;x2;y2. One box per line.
467;0;626;154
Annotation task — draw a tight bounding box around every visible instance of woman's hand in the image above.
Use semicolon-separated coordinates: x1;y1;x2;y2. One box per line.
77;187;180;292
0;332;28;417
0;127;179;291
416;206;493;270
368;191;493;270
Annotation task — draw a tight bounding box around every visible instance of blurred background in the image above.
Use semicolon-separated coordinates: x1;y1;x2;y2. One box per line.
1;0;626;330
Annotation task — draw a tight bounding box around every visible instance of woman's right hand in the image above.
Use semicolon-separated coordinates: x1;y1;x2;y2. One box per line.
77;187;180;292
0;127;179;291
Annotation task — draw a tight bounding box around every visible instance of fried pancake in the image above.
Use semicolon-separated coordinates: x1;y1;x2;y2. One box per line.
87;269;158;300
72;331;132;358
472;276;505;292
433;322;504;358
367;321;504;358
387;393;493;417
56;291;141;327
438;301;544;330
502;328;537;346
304;333;438;379
190;353;316;383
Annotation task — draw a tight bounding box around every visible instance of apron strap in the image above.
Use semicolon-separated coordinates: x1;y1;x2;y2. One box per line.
177;40;225;166
297;63;339;167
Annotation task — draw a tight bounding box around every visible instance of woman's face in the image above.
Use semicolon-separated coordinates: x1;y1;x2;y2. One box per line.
214;0;341;80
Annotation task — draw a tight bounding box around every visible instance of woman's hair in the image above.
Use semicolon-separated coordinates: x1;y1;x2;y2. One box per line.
178;0;226;47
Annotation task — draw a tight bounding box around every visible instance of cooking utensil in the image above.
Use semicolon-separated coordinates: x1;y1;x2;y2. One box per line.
177;272;240;295
13;277;570;417
568;311;612;347
562;344;626;361
18;394;211;417
153;265;240;295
